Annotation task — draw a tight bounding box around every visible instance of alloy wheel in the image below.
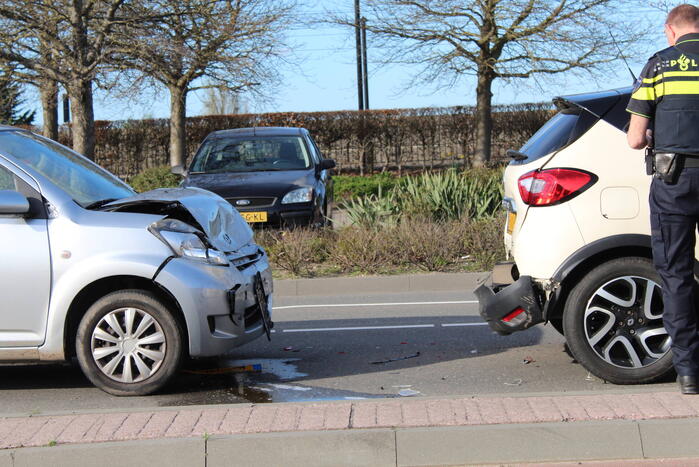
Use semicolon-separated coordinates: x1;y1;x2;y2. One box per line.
584;276;670;369
90;307;167;383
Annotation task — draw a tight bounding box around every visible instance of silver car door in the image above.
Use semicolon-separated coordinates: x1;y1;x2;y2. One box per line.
0;163;51;347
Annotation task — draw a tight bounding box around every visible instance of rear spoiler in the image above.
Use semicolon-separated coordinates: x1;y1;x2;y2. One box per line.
552;87;631;119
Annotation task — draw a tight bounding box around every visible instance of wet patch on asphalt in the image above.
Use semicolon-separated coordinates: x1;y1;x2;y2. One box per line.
160;357;388;406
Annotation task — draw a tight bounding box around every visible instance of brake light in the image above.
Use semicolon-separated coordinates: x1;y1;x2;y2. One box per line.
518;168;595;206
501;307;528;327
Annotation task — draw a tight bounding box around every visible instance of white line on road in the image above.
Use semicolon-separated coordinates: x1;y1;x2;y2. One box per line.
441;323;488;327
282;324;436;333
273;300;478;310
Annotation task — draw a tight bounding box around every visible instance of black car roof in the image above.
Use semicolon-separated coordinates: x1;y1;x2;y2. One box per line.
208;127;307;138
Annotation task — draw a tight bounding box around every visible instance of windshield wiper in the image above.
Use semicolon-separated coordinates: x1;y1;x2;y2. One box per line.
83;198;119;210
506;150;528;161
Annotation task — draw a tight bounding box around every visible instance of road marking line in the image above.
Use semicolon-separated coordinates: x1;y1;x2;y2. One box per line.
441;323;488;327
273;300;478;310
282;324;435;333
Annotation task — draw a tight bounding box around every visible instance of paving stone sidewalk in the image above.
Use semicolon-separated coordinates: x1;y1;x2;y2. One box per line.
2;390;699;451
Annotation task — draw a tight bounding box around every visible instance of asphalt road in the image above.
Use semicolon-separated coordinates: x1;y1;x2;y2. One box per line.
0;288;676;416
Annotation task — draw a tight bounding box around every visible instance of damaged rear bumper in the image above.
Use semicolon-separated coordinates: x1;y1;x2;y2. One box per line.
474;262;544;335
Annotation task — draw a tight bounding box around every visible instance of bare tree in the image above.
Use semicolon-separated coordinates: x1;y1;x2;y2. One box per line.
0;0;133;158
340;0;650;166
202;85;248;115
115;0;292;167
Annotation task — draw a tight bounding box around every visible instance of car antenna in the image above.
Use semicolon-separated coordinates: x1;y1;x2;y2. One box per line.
609;29;637;82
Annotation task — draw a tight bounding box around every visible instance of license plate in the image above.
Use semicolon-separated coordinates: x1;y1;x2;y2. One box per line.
242;211;267;223
507;212;517;234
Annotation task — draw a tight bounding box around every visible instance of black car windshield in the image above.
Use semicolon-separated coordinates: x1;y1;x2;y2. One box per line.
0;131;134;207
190;136;312;173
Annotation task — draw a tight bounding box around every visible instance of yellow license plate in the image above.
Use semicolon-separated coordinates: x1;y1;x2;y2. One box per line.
242;211;268;223
507;212;517;234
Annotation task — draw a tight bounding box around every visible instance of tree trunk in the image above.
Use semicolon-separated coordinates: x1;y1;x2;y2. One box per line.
68;80;95;159
169;85;187;167
40;79;59;141
473;68;494;168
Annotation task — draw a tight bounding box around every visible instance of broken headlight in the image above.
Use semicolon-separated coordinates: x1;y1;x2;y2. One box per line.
148;219;229;266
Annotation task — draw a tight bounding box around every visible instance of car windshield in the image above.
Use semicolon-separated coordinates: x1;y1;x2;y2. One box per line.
0;131;134;207
190;135;312;173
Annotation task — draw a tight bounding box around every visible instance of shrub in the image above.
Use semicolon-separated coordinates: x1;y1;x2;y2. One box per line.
256;228;333;277
329;226;393;274
389;218;470;271
342;168;503;226
342;186;401;228
333;173;400;201
129;166;182;193
256;214;504;277
464;214;507;271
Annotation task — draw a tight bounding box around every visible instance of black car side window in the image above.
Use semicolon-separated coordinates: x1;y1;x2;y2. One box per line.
307;136;322;164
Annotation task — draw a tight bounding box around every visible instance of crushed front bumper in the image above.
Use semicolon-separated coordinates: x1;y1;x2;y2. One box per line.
474;262;544;335
154;251;273;357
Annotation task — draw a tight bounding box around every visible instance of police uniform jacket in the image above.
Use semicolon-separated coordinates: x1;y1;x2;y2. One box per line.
627;33;699;155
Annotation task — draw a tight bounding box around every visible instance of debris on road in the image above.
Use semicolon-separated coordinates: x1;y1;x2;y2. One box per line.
182;364;262;375
504;378;523;386
371;352;421;365
398;389;420;397
522;356;535;365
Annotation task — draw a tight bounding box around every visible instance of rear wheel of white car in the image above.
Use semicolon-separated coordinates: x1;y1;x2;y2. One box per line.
76;290;183;396
563;257;674;384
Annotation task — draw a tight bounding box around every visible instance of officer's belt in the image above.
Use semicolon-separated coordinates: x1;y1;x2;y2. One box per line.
681;155;699;168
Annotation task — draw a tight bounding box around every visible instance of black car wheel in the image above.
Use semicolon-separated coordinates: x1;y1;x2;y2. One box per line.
76;290;183;396
562;257;674;384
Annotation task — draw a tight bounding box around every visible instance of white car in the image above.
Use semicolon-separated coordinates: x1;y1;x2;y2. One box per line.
476;88;676;385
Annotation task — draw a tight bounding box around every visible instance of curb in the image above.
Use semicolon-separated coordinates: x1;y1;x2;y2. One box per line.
4;418;699;467
274;272;488;297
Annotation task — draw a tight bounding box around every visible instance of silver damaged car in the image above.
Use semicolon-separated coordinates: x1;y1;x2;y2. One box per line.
0;128;273;395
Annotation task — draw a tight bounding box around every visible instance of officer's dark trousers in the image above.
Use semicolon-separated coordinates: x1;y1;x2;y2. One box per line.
650;168;699;376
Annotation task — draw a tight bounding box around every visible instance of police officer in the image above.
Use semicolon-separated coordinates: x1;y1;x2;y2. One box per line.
627;4;699;394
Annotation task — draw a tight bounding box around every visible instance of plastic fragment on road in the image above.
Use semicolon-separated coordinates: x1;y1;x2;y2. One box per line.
371;352;421;364
398;389;420;397
522;356;535;364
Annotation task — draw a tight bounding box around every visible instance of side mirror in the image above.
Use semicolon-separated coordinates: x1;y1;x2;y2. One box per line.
317;159;336;171
0;190;30;217
171;165;187;177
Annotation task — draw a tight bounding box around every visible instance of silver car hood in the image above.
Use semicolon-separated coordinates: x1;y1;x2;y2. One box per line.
104;187;254;252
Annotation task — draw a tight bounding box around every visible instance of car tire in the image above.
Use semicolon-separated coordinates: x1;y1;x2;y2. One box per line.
76;290;183;396
562;257;674;384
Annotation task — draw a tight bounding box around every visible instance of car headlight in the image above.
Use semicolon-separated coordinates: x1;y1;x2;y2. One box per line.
282;187;313;204
148;219;229;266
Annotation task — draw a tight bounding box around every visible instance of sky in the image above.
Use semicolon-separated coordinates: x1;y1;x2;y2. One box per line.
31;2;670;124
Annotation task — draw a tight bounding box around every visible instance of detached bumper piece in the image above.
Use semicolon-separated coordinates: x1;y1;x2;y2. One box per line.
474;262;544;335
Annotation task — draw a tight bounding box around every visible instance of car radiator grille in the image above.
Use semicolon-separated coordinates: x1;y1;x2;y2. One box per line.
228;249;263;271
227;197;276;208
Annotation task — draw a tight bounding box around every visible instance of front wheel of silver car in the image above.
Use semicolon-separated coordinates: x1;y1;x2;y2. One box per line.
76;290;183;396
563;257;674;384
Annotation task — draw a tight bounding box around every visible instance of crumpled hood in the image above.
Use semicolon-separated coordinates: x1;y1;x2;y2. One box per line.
104;187;254;252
